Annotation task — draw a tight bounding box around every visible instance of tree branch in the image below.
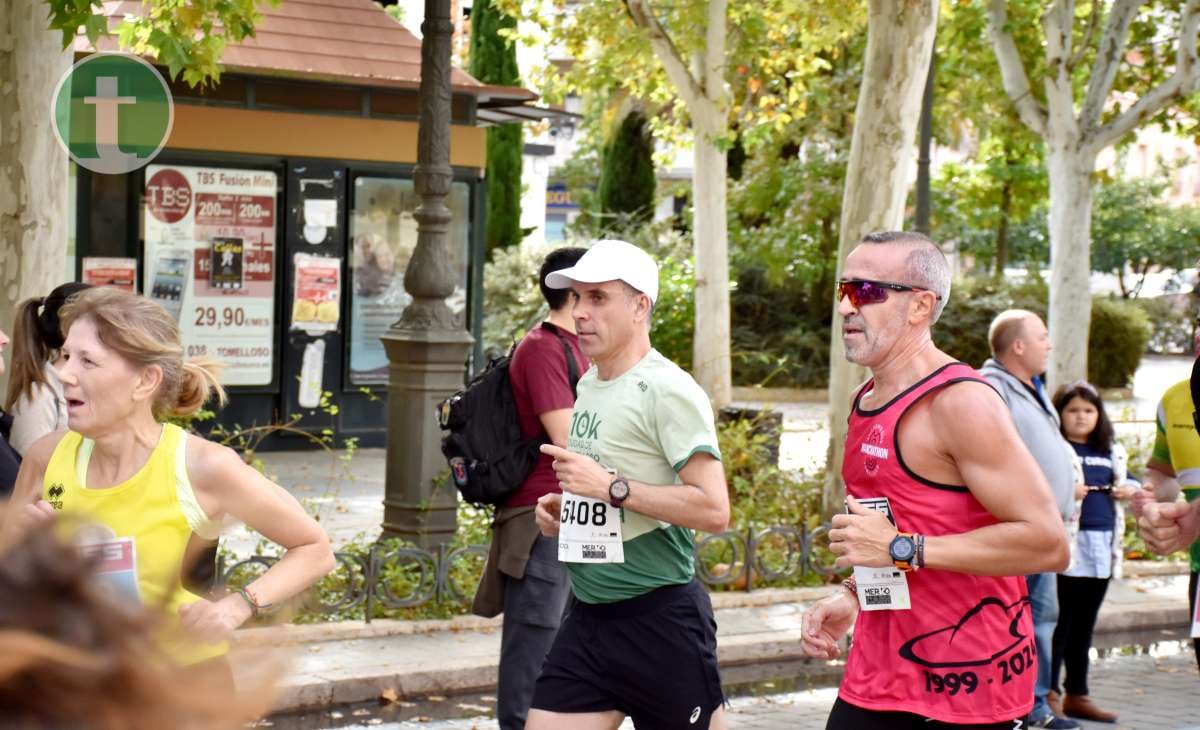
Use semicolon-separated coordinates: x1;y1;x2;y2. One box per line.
1087;0;1200;152
1079;0;1142;129
986;0;1049;136
1041;0;1077;128
1068;0;1103;72
703;0;728;106
623;0;706;113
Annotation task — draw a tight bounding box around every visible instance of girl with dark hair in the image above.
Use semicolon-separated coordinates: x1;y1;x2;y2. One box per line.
4;283;91;455
1048;382;1136;724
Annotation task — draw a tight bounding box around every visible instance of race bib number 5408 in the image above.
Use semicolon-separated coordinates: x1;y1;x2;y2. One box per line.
558;492;624;563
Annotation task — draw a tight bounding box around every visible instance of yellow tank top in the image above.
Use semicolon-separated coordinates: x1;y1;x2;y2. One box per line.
43;423;227;665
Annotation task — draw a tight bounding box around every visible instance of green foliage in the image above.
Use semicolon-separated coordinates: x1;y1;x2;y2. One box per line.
933;277;1151;388
483;124;525;253
652;255;696;371
932;275;1050;367
381;3;404;24
929;137;1048;275
732;267;830;387
718;415;822;529
696;414;831;590
497;0;862;152
46;0;280;86
599;111;656;223
469;0;523;253
1091;174;1200;297
1087;297;1152;388
481;242;552;358
727;139;846;387
468;0;519;86
168;390;359;480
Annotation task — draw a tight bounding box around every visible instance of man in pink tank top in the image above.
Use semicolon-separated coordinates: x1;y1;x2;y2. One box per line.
801;232;1070;729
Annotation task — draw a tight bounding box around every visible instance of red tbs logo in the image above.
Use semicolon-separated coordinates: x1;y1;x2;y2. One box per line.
861;423;889;476
145;168;192;223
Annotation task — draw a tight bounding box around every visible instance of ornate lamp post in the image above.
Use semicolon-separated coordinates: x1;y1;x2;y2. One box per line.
380;0;472;547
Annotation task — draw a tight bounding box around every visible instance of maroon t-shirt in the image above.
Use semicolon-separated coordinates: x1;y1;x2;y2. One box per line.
503;323;588;507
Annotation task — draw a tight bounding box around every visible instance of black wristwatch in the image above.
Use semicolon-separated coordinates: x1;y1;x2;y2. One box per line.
889;532;917;572
608;475;630;508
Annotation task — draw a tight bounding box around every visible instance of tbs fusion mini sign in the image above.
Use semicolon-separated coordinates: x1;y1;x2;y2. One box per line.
52;53;174;175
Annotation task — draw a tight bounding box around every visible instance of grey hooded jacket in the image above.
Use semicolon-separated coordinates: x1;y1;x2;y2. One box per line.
979;358;1077;522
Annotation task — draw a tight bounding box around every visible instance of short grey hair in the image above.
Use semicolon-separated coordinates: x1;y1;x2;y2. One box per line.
860;231;951;323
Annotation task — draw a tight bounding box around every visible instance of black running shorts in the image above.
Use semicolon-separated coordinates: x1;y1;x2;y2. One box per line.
530;579;725;729
826;697;1027;729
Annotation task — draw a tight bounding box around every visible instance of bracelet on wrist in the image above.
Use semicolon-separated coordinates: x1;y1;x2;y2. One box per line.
841;576;858;596
915;533;926;570
235;586;272;618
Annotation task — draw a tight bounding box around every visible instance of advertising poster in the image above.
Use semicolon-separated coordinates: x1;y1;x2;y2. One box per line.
292;253;341;332
210;237;244;290
143;164;277;386
348;177;469;384
81;257;137;292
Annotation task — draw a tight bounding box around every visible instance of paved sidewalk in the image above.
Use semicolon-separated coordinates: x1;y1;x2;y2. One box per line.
241;572;1191;716
266;635;1200;729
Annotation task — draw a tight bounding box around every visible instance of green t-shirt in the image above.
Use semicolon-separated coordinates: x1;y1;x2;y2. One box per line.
565;349;721;604
1151;380;1200;571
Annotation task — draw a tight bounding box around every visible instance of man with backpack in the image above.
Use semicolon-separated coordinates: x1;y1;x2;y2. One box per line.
528;240;731;730
470;247;587;730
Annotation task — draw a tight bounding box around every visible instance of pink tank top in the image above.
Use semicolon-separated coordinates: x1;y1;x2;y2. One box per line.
838;362;1035;724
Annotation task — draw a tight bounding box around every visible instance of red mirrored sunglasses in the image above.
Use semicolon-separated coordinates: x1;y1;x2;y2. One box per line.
837;279;942;308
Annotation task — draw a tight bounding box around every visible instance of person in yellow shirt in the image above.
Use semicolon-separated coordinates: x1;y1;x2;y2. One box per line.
1;286;335;674
1135;354;1200;670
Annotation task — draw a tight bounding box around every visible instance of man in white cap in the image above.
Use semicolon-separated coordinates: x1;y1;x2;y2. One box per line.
527;239;732;730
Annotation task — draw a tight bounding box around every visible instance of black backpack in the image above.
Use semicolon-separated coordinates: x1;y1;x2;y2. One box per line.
437;323;580;506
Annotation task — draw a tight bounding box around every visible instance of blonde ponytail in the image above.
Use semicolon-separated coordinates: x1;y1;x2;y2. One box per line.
172;358;228;417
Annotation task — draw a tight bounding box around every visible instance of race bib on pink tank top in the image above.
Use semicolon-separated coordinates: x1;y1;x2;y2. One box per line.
838;363;1035;725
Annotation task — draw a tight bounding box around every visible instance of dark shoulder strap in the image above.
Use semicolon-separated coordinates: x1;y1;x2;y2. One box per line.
542;322;580;397
1190;354;1199;433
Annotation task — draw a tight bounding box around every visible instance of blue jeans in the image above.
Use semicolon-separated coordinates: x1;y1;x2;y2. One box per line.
1026;572;1059;720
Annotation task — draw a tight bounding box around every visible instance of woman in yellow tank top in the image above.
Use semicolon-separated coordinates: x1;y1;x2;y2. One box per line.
0;287;335;671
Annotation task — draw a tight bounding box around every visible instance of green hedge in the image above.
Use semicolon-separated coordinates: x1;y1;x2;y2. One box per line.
933;277;1150;388
1087;296;1152;388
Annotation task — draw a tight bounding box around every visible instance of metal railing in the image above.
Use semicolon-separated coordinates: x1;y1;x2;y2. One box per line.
216;524;838;622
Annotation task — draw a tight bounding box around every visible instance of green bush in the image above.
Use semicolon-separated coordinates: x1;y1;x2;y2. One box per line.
731;267;830;387
481;243;552;359
469;0;523;253
933;277;1150;388
1087;296;1152;388
932;275;1048;367
652;256;695;370
695;414;830;590
599;111;656;223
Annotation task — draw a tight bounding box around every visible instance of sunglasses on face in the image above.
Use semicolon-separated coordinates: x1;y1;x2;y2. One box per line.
836;279;943;308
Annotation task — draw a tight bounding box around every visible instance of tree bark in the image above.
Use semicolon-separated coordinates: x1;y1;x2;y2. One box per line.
0;0;71;394
624;0;732;407
1044;147;1095;389
692;116;732;408
994;177;1011;278
823;0;938;516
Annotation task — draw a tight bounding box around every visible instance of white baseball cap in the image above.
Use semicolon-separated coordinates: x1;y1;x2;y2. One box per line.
543;239;659;304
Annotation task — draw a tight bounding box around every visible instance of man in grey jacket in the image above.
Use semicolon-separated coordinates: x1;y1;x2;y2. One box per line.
980;310;1079;730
